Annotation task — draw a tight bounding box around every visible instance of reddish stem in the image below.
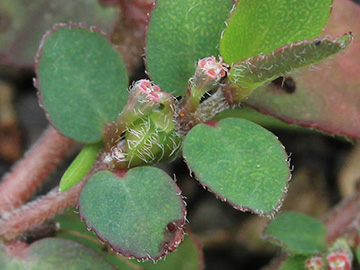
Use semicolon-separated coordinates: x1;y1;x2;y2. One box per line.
0;184;83;241
323;189;360;244
111;0;153;73
0;163;105;241
0;126;75;216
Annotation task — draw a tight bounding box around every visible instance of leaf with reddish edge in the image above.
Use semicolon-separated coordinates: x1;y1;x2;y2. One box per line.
263;212;327;255
0;0;117;67
138;230;204;270
55;208;204;270
36;24;129;143
0;238;117;269
227;34;352;93
183;118;290;217
244;0;360;138
78;167;186;261
220;0;333;64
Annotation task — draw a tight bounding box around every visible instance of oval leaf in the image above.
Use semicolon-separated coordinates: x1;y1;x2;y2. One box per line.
78;167;186;260
244;0;360;138
263;212;327;255
146;0;233;96
220;0;333;64
59;142;103;192
228;34;352;90
183;118;290;216
0;0;117;66
1;238;116;270
36;24;129;143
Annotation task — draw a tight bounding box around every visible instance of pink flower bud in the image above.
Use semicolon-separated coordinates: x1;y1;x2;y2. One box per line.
153;85;161;92
137;79;152;94
131;79;163;104
147;92;160;103
197;56;227;81
326;252;351;270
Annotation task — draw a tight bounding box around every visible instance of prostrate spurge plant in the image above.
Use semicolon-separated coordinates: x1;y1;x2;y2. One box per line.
0;0;357;268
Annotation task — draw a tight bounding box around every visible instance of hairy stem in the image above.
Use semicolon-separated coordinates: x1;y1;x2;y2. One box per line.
0;185;83;241
0;164;104;241
0;126;75;216
323;188;360;243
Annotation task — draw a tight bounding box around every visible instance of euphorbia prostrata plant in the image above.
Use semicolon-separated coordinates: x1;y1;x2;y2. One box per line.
0;0;360;269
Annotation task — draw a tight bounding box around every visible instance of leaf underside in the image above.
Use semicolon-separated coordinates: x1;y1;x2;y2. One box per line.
78;167;186;260
228;34;352;90
183;118;290;217
220;0;333;64
244;0;360;138
146;0;233;96
263;212;327;255
0;0;117;66
36;24;128;143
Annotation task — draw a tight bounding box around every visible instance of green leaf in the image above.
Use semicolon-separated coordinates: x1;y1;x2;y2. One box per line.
146;0;233;96
263;212;327;255
0;0;118;66
55;208;204;270
78;167;186;260
228;34;352;90
220;0;333;64
59;142;103;192
279;255;308;270
0;238;117;269
243;0;360;139
138;232;203;270
183;118;290;216
36;24;128;143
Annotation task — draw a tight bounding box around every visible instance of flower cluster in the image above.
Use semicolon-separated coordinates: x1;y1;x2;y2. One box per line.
326;252;351;270
192;56;228;91
197;56;227;81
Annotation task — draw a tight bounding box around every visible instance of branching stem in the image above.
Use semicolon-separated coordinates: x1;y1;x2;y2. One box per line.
0;126;75;216
0;164;105;241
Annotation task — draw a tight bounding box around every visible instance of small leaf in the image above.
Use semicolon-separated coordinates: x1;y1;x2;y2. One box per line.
1;238;117;269
263;212;327;255
279;255;308;270
146;0;233;96
59;142;103;192
228;34;352;90
78;167;186;260
183;118;290;216
220;0;333;64
36;24;129;143
0;0;117;66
